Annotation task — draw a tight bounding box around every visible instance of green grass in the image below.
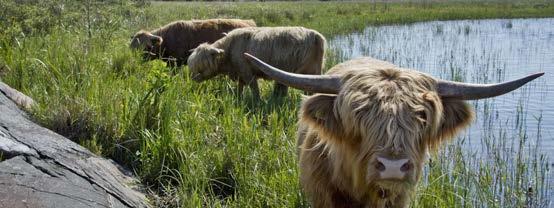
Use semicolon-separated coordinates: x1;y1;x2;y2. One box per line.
0;1;552;207
142;1;554;38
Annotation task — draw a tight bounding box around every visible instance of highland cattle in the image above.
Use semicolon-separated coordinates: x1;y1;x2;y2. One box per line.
188;27;326;99
130;19;256;66
244;53;543;208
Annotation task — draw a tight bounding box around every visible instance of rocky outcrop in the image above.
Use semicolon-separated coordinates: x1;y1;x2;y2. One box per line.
0;81;149;208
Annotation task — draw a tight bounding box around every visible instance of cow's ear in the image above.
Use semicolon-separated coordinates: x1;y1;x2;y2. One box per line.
300;94;343;140
429;99;474;150
150;35;162;46
212;48;225;60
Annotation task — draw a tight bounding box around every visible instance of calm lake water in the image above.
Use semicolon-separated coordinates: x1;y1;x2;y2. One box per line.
329;18;554;160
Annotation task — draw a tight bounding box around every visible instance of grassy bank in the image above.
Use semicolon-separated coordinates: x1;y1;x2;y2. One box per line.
145;1;554;38
0;1;552;207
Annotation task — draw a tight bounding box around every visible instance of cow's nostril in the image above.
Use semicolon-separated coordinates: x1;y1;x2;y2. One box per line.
375;161;385;171
400;162;411;172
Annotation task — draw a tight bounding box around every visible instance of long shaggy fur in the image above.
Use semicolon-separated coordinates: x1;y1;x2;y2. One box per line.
187;27;326;99
297;57;473;207
130;19;256;66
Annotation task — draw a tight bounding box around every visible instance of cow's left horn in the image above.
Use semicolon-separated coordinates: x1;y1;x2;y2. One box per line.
437;72;544;100
243;53;341;94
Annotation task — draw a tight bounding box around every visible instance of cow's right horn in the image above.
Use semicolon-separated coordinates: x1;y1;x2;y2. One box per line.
437;72;544;100
243;53;341;94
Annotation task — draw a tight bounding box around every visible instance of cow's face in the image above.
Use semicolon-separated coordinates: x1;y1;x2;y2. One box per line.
300;69;473;192
188;43;225;82
130;31;163;60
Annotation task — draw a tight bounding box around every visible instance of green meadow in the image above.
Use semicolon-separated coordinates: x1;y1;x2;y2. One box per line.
0;1;552;207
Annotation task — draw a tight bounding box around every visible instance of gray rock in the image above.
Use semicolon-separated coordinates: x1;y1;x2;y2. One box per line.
0;130;38;158
0;81;35;109
0;81;149;208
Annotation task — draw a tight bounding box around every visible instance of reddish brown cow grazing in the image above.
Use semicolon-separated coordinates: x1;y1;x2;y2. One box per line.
130;19;256;66
244;53;543;208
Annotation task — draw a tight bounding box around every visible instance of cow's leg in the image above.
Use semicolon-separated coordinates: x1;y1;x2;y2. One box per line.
166;59;177;68
248;79;261;101
236;81;245;97
236;66;260;101
272;83;288;97
169;60;185;75
175;59;186;67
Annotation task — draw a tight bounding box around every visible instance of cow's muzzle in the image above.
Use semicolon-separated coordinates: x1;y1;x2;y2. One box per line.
375;157;412;180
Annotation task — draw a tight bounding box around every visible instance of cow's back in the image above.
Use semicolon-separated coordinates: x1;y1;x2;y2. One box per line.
154;19;255;64
227;27;325;78
185;19;256;57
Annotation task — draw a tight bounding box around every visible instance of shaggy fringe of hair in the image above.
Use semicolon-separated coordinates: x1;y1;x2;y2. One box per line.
187;43;224;78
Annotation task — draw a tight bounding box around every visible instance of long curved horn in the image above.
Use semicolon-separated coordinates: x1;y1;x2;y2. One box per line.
243;53;341;94
437;72;544;100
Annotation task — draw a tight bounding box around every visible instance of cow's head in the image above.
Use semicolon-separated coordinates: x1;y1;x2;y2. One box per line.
187;43;225;82
130;30;163;60
243;53;543;194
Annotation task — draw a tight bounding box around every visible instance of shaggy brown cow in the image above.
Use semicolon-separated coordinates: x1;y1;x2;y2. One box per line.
187;27;326;100
130;19;256;66
244;53;543;208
